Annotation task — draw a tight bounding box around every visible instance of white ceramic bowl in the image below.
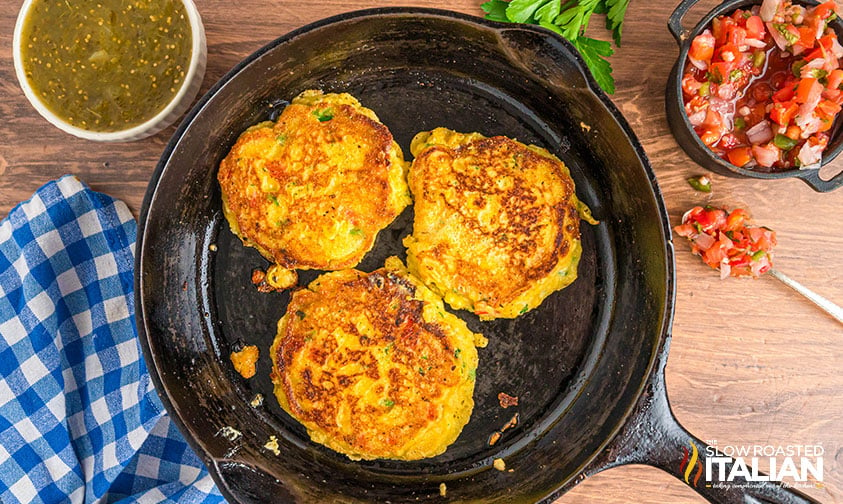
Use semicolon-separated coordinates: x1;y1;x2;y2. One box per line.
12;0;207;142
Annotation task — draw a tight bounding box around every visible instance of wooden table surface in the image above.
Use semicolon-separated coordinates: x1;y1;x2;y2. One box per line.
2;0;841;503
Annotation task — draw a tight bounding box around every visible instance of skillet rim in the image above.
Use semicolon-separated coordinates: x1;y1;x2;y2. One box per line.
135;6;676;502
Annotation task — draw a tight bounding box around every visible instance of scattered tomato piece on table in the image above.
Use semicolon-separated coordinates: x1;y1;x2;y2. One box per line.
682;0;843;171
674;206;777;279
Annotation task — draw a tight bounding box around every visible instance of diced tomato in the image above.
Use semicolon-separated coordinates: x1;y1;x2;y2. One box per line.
818;34;836;51
817;113;835;132
673;223;697;237
827;69;843;90
685;95;709;115
795;77;819;103
798;26;817;49
804;45;826;62
745;15;765;39
703;241;728;266
727;146;753;166
699;129;721;146
724;208;749;231
703;108;724;129
772;83;796;102
823;88;843;104
785;124;802;139
814;1;837;20
682;74;704;96
695;207;728;231
770;101;798;125
817;99;842;116
690;30;716;62
708;61;733;83
726;25;747;47
716;43;742;63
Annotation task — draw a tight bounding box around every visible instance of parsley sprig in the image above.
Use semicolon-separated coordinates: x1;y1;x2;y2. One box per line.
481;0;630;94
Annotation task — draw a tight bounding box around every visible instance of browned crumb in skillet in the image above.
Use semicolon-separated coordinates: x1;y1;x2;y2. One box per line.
251;265;297;292
493;458;506;471
230;345;259;379
498;392;518;408
264;435;280;456
502;413;519;432
487;412;520;446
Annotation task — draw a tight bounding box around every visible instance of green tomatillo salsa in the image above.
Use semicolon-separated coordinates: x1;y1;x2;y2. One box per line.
20;0;192;132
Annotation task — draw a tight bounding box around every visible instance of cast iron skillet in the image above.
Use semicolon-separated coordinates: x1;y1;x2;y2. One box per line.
136;8;818;503
665;0;843;192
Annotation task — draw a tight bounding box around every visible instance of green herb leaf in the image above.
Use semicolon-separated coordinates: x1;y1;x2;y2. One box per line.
481;0;510;22
535;0;562;23
482;0;624;94
604;0;629;47
506;0;553;23
349;227;362;236
573;36;615;94
382;399;395;408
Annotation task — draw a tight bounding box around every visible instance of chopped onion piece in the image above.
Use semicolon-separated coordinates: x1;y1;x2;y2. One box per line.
797;141;823;166
746;120;774;144
760;0;780;22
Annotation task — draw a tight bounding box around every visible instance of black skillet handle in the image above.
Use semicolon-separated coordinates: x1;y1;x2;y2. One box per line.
793;166;843;192
668;0;703;45
591;340;821;503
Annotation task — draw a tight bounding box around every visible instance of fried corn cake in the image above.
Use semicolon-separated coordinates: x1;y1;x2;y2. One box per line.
404;127;596;320
217;90;410;287
270;257;481;461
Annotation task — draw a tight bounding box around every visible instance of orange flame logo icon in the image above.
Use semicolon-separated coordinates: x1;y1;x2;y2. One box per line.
679;440;704;487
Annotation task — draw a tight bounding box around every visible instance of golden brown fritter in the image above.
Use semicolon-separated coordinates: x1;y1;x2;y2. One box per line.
404;128;596;320
217;90;410;285
269;257;481;461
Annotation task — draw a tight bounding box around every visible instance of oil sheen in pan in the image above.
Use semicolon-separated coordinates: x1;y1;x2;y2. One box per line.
204;69;614;473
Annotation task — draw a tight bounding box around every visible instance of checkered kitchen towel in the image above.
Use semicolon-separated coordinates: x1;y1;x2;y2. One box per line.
0;175;223;503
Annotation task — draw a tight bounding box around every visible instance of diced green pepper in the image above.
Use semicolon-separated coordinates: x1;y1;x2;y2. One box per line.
773;134;798;150
687;175;712;193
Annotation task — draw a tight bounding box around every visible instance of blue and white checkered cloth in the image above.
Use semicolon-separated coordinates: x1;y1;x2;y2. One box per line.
0;175;223;503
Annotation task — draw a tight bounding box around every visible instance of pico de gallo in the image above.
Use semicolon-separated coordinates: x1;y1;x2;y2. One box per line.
674;206;777;279
682;0;843;171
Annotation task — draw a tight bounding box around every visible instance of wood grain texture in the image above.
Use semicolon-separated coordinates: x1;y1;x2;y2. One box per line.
1;0;841;503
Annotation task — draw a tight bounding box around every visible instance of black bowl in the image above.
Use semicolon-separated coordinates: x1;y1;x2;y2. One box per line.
665;0;843;192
